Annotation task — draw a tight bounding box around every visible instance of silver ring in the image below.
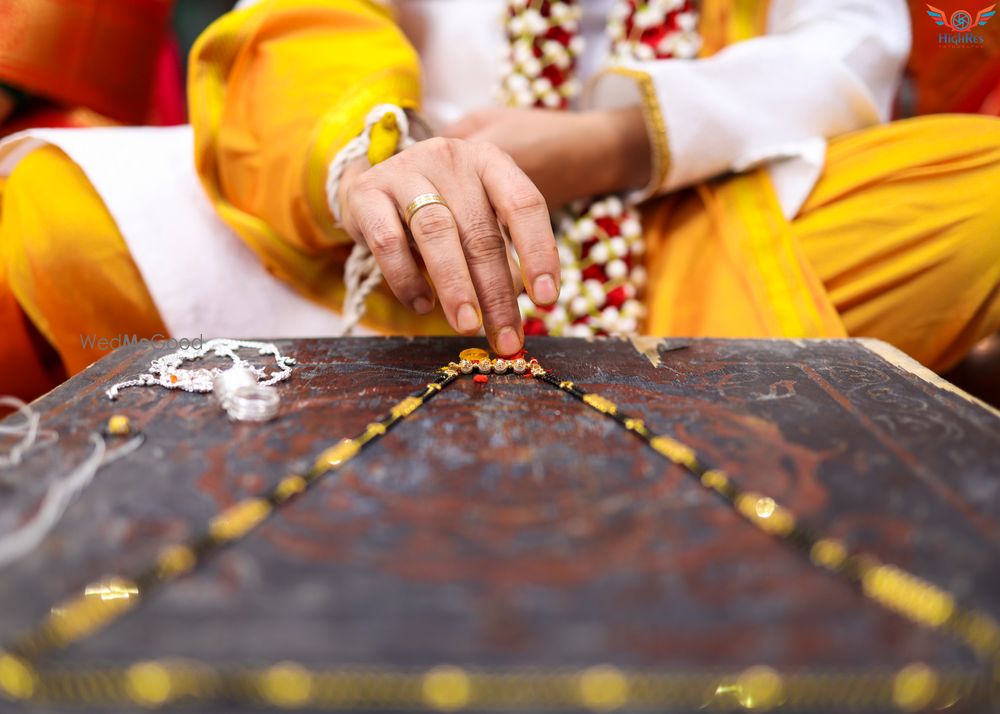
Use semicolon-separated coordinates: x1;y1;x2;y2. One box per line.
213;366;259;409
225;385;280;422
403;192;449;227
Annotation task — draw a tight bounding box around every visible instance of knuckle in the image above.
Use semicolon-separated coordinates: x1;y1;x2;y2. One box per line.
478;283;517;320
412;206;455;243
422;136;462;163
363;222;402;257
503;190;548;220
461;220;506;265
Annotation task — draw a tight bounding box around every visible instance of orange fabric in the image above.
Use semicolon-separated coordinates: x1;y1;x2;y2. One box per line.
795;114;1000;371
189;0;451;335
642;114;1000;372
905;0;1000;115
0;0;174;124
0;146;166;385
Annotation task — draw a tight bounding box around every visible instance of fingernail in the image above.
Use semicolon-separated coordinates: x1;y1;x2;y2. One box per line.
533;274;559;304
496;327;522;356
412;296;433;315
456;303;481;332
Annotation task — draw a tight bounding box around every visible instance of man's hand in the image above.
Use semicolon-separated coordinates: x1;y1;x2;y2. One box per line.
442;106;652;211
338;138;560;356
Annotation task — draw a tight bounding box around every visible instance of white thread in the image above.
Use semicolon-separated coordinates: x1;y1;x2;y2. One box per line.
0;431;144;569
326;104;416;336
0;396;59;470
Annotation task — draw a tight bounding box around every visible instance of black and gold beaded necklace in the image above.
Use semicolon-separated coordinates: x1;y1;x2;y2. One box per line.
0;348;998;712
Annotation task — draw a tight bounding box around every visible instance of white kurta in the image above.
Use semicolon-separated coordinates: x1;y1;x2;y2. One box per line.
0;0;911;339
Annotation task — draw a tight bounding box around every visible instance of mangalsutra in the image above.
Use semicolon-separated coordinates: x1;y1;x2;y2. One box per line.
2;349;998;712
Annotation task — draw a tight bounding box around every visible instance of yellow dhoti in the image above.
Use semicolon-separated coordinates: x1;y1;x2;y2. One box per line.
2;113;999;400
644;113;1000;372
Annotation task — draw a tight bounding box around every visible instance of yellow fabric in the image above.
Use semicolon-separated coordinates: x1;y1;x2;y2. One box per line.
189;0;450;335
0;146;166;392
642;113;1000;372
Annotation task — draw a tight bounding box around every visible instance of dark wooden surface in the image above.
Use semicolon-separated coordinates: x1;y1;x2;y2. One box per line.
1;337;999;710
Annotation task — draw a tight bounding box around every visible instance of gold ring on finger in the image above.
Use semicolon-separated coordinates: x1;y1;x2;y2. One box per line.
404;192;449;228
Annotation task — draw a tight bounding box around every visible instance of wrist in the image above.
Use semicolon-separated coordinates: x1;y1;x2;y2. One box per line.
603;106;652;194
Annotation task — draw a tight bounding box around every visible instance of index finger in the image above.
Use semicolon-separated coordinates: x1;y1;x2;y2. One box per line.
476;147;561;308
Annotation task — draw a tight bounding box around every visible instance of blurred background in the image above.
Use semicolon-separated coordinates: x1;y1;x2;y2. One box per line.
0;0;997;401
2;0;1000;137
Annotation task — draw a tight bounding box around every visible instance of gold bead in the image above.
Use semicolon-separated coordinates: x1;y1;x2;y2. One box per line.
650;436;697;467
262;662;313;707
274;475;308;502
459;348;489;363
579;665;628;711
735;666;783;710
892;663;937;712
423;666;471;711
209;499;271;541
156;545;196;578
810;539;847;570
0;653;36;700
391;396;424;419
316;439;361;470
107;414;131;436
127;661;173;707
582;393;618;415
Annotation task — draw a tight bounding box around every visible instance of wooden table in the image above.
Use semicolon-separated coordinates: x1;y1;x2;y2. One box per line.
0;337;998;712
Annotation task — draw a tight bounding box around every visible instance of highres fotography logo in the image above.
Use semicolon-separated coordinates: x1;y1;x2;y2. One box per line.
927;4;996;46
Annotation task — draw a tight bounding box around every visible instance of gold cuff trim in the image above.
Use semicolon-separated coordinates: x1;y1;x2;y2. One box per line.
593;67;672;200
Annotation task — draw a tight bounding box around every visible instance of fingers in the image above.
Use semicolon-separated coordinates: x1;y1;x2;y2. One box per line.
476;146;560;308
446;183;523;356
342;179;435;315
386;175;486;337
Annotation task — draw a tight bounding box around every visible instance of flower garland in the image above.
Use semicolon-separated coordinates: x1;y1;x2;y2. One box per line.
501;0;700;337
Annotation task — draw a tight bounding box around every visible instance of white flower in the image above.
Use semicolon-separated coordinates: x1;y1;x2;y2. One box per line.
513;88;535;107
513;39;534;64
562;266;582;285
605;196;623;216
589;202;608;219
634;6;666;29
521;9;548;36
559;78;581;97
584;279;606;303
505;71;530;92
558;280;579;304
607;259;628;280
508;15;526;35
570;295;590;317
544;304;569;328
622;299;645;318
567;323;595;338
575;217;597;241
609;237;628;258
600;306;620;331
517;292;536;315
532;77;553;94
635;42;656;61
589;241;610;263
677;11;698;31
542;90;562;108
521;56;542;77
632;265;647;287
568;35;586;55
621;217;642;237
